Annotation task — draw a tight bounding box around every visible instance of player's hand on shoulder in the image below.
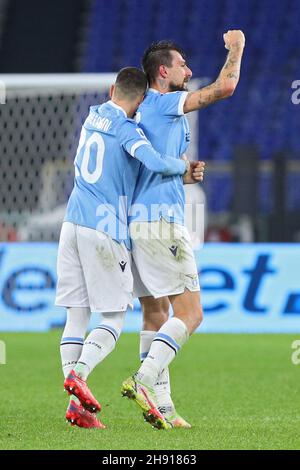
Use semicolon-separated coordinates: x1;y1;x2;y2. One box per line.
223;30;245;50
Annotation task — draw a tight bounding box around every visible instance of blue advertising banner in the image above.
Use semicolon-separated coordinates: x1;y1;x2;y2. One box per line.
195;244;300;332
0;243;299;332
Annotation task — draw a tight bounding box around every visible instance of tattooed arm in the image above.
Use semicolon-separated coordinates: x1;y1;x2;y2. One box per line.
183;30;245;113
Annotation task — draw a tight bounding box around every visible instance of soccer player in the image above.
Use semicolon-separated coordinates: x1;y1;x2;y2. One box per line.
55;67;203;429
122;31;245;429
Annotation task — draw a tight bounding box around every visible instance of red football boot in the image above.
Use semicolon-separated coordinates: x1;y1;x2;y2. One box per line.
66;400;106;429
64;370;101;413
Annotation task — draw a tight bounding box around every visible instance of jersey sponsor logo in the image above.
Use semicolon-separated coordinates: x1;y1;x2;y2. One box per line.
119;261;127;272
169;245;178;257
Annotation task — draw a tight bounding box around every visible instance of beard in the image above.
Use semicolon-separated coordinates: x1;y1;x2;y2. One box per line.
169;80;189;92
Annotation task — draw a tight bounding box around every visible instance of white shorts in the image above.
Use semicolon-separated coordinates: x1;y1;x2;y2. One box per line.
130;219;200;299
55;222;133;312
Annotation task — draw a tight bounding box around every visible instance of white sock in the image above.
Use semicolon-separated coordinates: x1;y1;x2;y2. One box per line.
60;307;91;377
138;317;189;387
155;368;174;412
140;330;173;409
60;307;91;405
139;330;156;363
75;311;125;380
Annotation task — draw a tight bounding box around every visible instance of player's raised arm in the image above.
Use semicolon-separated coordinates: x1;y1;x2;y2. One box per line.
183;30;245;113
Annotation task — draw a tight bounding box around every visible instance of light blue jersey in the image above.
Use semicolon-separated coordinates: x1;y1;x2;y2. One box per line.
65;101;186;249
130;88;190;225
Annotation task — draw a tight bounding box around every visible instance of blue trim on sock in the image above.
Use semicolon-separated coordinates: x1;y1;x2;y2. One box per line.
61;337;84;344
140;352;148;360
154;333;180;352
98;324;119;340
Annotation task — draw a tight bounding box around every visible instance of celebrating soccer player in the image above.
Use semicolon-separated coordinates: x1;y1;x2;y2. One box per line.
122;31;245;429
55;67;201;428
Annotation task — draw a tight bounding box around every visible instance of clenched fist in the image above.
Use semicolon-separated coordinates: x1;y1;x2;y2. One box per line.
223;30;245;50
183;160;205;184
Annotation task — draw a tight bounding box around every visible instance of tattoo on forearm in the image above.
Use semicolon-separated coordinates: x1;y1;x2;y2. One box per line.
224;58;238;69
193;81;223;108
185;42;244;110
222;47;242;84
226;72;238;79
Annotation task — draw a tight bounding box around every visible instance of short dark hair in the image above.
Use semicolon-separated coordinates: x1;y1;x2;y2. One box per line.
114;67;148;100
142;40;186;84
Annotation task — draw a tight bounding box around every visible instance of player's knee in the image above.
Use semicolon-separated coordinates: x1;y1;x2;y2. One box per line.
100;311;125;341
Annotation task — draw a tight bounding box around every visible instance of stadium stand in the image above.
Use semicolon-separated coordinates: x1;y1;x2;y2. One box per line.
0;0;298;240
83;0;300;222
84;0;299;161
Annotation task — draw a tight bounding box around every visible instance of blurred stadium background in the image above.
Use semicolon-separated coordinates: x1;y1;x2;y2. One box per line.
0;0;299;333
0;0;300;450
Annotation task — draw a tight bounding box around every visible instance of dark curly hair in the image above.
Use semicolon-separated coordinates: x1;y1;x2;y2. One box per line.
142;40;186;84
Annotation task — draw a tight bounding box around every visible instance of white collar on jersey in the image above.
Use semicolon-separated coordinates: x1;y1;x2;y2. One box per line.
148;88;159;93
107;100;127;117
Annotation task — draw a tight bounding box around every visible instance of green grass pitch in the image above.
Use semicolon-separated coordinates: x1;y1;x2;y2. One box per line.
0;331;299;450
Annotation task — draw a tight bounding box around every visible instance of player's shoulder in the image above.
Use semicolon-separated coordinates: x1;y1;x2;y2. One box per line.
96;101;127;123
145;89;185;101
118;116;138;131
116;116;141;142
84;101;127;135
141;89;187;116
